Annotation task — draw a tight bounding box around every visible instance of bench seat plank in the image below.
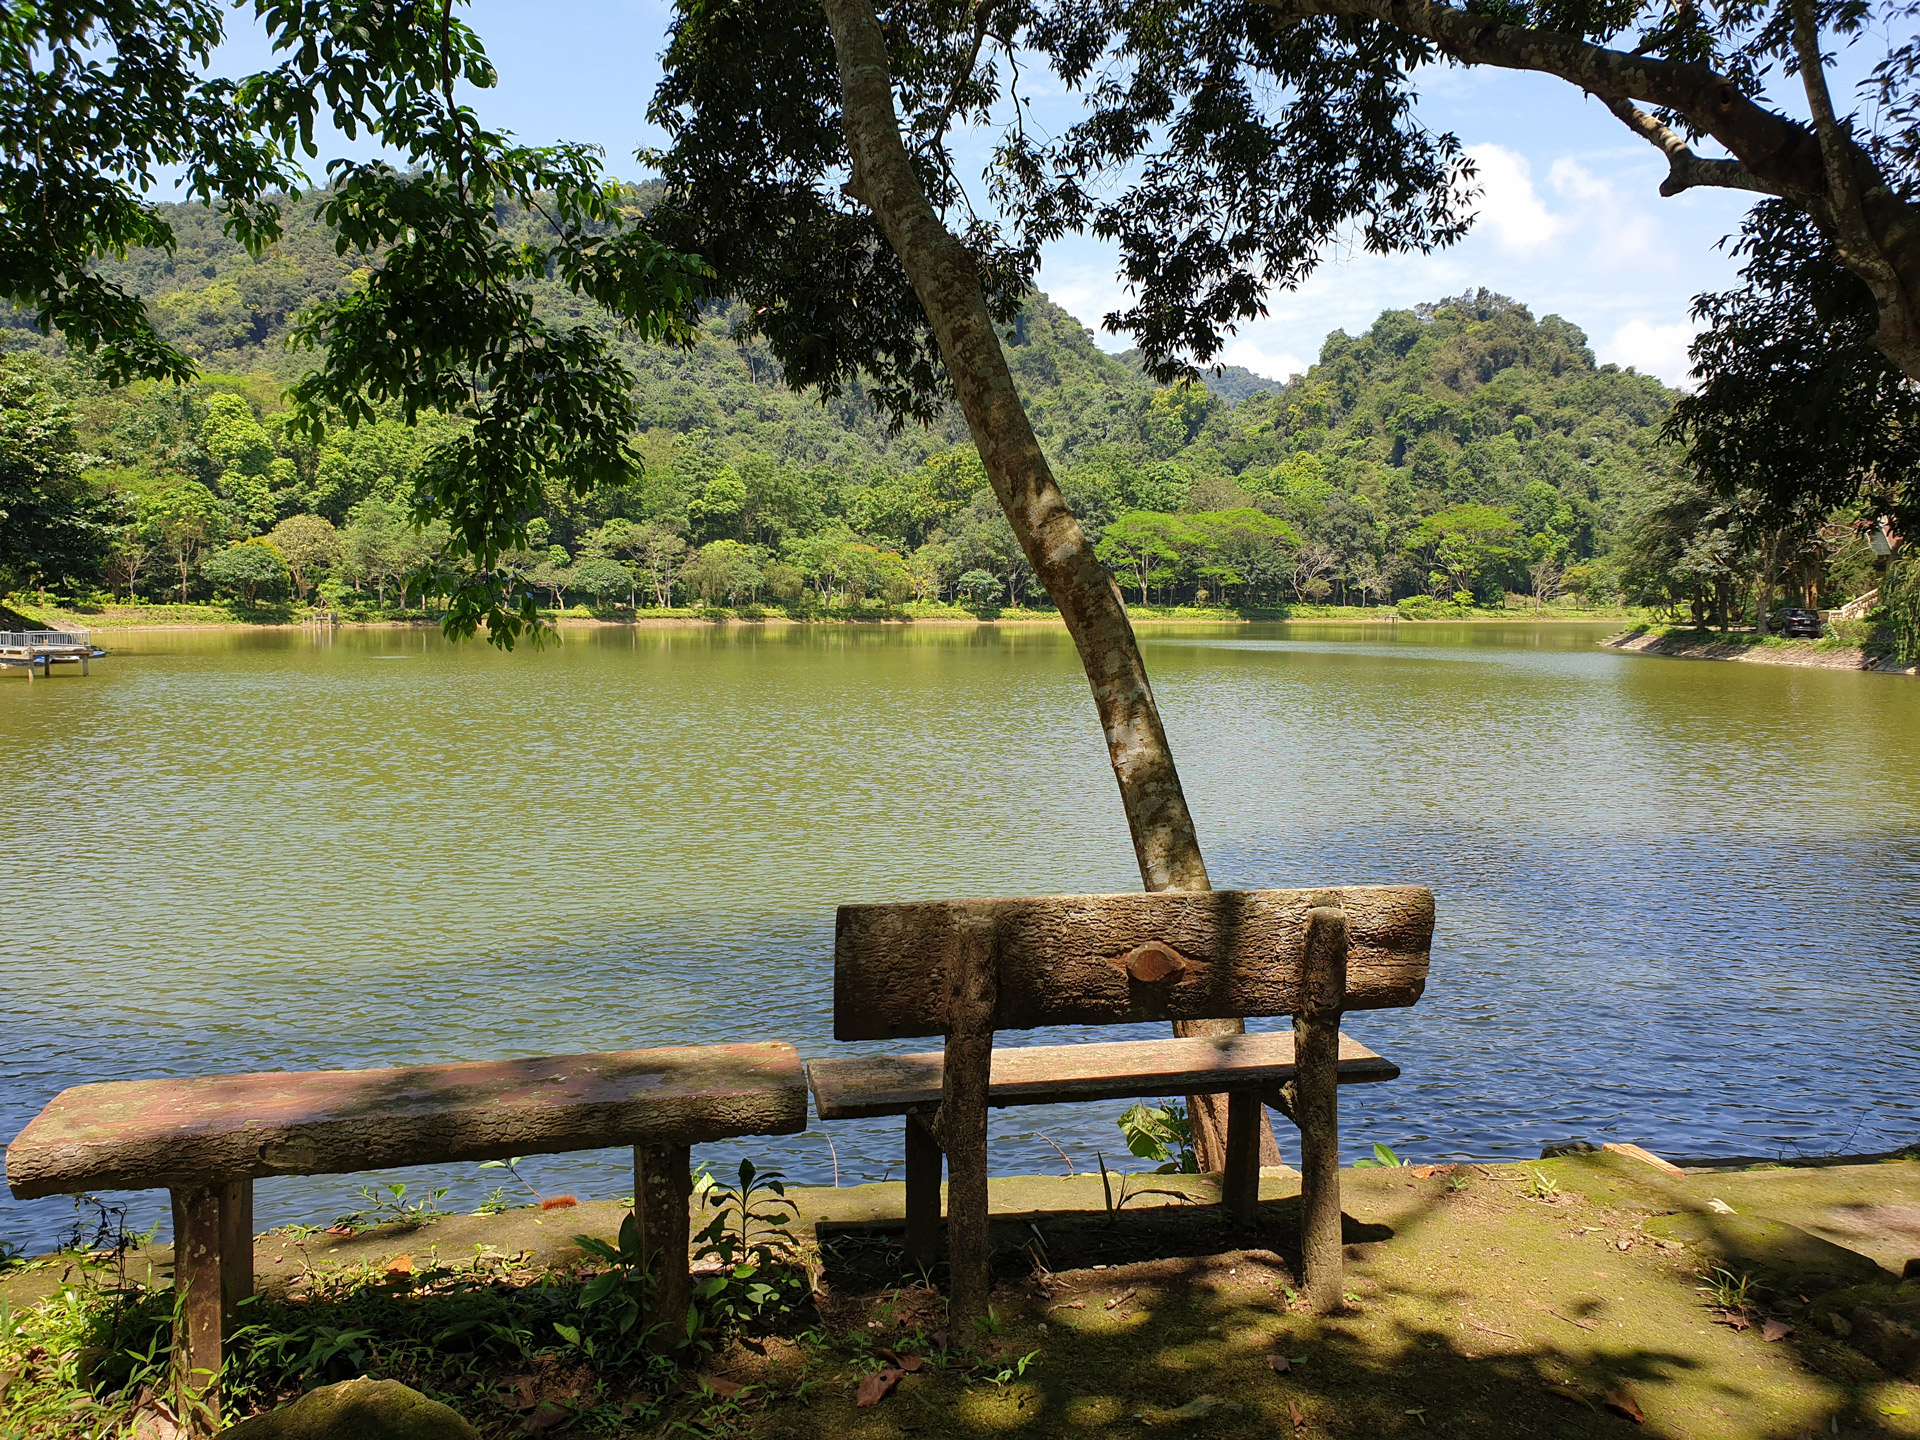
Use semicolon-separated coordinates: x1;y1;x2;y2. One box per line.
807;1030;1397;1120
6;1042;807;1199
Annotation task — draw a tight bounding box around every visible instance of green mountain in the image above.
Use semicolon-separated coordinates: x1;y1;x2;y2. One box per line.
2;198;1682;608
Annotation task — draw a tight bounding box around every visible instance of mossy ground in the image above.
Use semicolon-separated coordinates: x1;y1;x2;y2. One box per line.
5;1154;1918;1437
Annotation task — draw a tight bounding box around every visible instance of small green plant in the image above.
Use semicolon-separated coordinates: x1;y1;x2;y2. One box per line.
1353;1142;1408;1169
1697;1267;1755;1310
476;1156;543;1212
690;1160;807;1338
1523;1170;1561;1199
336;1182;451;1230
1095;1152;1192;1220
1116;1101;1198;1173
0;1239;27;1273
573;1212;658;1343
986;1348;1039;1390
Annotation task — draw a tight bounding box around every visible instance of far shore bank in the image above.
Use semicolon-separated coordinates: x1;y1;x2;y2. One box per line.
10;601;1644;636
1605;625;1917;675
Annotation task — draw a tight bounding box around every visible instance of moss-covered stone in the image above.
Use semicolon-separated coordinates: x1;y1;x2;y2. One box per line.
225;1379;479;1440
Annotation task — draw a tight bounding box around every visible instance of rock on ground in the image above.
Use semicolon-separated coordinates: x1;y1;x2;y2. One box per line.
225;1379;479;1440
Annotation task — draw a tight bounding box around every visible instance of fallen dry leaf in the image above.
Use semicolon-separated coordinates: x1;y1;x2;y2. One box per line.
896;1355;926;1373
1288;1397;1307;1435
1761;1319;1795;1343
1267;1354;1291;1373
1047;1300;1087;1313
1713;1311;1753;1331
697;1374;745;1399
854;1367;904;1408
385;1254;413;1276
1603;1388;1646;1423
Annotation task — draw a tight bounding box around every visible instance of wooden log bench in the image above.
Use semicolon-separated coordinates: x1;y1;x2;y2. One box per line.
810;886;1434;1326
4;1042;806;1421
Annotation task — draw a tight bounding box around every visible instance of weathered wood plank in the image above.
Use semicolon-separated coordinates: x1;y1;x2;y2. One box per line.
833;886;1433;1040
7;1043;807;1199
807;1031;1398;1120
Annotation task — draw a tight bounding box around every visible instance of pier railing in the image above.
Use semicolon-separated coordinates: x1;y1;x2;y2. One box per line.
0;631;93;649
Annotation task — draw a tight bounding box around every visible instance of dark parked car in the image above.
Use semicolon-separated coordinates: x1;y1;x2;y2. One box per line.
1780;607;1823;638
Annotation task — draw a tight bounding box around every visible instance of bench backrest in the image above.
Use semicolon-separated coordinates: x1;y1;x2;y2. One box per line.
833;885;1434;1041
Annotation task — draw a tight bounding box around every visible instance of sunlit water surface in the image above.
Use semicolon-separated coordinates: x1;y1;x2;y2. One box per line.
3;621;1916;1250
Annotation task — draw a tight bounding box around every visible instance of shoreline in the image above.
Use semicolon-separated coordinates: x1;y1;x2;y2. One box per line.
1604;626;1917;675
16;606;1643;636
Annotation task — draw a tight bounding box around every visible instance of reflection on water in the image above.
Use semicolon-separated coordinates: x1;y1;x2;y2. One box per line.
2;621;1916;1250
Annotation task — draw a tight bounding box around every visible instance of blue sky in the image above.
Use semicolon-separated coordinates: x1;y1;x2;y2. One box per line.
213;0;1793;387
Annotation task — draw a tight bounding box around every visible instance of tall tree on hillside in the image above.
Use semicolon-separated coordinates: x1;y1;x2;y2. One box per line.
2;1;707;641
0;358;115;594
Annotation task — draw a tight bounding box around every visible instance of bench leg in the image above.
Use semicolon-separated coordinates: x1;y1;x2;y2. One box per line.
940;1033;992;1336
937;909;998;1339
218;1179;253;1335
1295;1011;1343;1311
634;1143;693;1352
1223;1091;1262;1225
169;1186;224;1428
904;1112;943;1268
1297;901;1351;1314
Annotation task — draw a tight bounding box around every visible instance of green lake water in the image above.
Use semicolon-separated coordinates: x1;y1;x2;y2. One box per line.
3;620;1917;1249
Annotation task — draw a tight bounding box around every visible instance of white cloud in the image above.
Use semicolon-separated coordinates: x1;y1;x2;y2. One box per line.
1465;144;1565;253
1602;318;1699;386
1218;338;1309;383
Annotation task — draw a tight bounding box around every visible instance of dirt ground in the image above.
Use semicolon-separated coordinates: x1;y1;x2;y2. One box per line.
8;1151;1919;1438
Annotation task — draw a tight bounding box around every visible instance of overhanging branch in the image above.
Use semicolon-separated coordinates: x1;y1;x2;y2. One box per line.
1599;96;1787;198
1257;0;1825;201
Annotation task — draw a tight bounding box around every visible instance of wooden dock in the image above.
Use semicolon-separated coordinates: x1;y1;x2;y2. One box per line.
0;630;103;677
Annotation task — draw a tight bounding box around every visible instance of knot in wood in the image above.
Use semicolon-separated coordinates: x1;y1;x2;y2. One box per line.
1115;940;1190;984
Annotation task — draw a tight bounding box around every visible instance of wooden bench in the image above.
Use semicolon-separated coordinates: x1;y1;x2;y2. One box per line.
4;1042;806;1420
811;886;1434;1326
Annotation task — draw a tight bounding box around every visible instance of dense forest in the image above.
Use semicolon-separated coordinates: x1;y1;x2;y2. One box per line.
1;194;1724;618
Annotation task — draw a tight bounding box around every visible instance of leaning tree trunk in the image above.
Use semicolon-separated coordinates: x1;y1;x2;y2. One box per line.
821;0;1280;1178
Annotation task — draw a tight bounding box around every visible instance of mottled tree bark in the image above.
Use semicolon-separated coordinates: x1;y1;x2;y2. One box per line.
820;0;1277;1171
1264;0;1920;381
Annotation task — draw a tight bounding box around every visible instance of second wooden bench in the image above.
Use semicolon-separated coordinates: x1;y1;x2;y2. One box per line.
810;885;1435;1326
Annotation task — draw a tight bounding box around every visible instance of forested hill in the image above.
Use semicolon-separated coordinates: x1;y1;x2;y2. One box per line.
3;196;1683;607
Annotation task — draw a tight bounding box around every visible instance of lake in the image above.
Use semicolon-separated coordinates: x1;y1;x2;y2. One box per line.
3;620;1916;1252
